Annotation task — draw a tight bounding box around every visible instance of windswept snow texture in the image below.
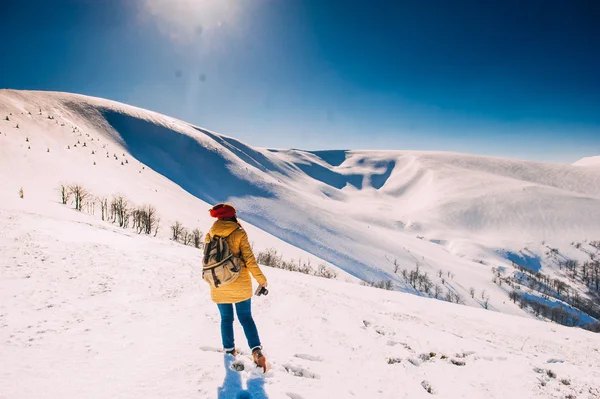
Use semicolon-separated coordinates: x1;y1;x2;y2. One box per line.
1;89;600;319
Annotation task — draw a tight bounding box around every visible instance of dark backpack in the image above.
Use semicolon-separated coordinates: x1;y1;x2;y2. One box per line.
202;233;241;288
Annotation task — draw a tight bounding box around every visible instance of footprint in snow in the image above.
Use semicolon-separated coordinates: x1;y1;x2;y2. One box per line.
199;346;222;353
450;358;466;366
286;393;305;399
421;380;436;395
282;364;320;379
294;353;323;362
455;351;476;358
231;359;245;372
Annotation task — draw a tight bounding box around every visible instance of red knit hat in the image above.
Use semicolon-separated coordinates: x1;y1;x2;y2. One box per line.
209;203;236;219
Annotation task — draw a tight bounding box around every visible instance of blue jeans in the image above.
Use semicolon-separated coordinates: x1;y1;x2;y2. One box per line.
217;299;261;351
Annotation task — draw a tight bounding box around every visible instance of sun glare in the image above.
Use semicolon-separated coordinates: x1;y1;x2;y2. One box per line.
141;0;242;44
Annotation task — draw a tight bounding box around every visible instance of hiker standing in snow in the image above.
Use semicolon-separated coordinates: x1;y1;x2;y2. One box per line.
203;203;268;371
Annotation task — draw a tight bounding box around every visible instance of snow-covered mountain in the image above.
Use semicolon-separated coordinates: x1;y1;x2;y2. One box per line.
2;89;600;398
1;89;599;325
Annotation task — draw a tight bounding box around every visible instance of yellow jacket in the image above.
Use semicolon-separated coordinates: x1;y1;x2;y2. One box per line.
205;220;267;304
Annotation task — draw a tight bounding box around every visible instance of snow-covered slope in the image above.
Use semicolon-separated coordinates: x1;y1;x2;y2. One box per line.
574;156;600;168
0;90;348;279
1;200;599;399
1;89;599;325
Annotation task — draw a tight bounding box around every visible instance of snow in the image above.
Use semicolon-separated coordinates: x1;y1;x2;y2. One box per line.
1;89;600;398
2;89;600;322
0;90;348;280
574;156;600;168
1;198;600;398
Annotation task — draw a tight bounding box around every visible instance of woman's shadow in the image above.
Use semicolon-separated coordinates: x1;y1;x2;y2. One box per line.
218;355;268;399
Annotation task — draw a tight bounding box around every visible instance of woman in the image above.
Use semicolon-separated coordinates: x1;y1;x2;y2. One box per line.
205;203;268;371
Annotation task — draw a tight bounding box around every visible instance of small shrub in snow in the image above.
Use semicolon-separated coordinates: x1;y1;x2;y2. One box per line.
19;187;24;199
256;248;337;279
546;369;556;379
362;280;393;290
483;296;490;309
387;357;402;365
445;290;464;304
315;263;337;279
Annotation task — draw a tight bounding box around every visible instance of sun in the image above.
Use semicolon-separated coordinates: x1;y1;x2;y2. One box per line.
141;0;242;44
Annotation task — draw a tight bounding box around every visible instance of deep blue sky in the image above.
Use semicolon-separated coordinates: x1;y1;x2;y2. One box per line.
1;0;599;162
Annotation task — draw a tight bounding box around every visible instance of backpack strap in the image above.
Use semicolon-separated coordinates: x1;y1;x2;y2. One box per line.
203;234;213;265
215;235;223;262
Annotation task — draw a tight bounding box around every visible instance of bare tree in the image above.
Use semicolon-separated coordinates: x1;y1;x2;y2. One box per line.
19;187;24;199
171;221;184;242
110;195;130;228
433;284;442;299
59;184;71;205
154;218;160;237
469;287;475;298
192;228;203;249
98;197;108;221
69;184;90;211
132;207;145;234
181;228;190;245
143;205;158;235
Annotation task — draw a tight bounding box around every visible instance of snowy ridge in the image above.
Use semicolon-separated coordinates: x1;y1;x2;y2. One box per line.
1;89;600;324
574;155;600;168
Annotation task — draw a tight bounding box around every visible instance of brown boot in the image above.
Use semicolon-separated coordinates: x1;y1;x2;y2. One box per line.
252;348;267;372
225;348;237;357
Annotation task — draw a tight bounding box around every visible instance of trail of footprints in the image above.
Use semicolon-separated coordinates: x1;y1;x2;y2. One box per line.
364;318;484;395
199;346;321;380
